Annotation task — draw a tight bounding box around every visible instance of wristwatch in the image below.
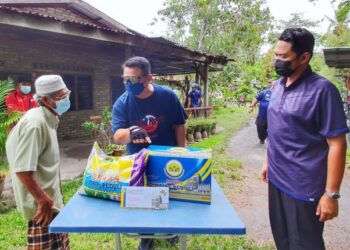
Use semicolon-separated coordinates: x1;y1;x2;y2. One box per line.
325;191;341;200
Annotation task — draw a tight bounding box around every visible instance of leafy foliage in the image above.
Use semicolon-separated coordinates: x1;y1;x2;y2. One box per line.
0;79;21;172
156;0;272;60
320;0;350;47
154;0;276;105
82;107;125;155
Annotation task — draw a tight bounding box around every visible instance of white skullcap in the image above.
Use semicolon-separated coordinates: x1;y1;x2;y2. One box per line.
35;75;67;95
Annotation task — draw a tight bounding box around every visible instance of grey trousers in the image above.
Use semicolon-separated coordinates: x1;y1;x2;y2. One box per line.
268;183;325;250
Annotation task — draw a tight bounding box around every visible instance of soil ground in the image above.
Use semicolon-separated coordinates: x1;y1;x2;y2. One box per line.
226;119;350;250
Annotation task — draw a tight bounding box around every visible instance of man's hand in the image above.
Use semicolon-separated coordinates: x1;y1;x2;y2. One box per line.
129;126;151;144
248;106;254;113
316;194;339;222
16;172;55;226
261;162;268;183
33;196;54;226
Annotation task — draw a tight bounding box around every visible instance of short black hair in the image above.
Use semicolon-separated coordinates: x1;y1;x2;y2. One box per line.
278;28;315;58
122;56;151;76
17;75;32;84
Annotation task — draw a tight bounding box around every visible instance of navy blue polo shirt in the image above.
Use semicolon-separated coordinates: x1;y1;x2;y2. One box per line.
267;67;348;202
256;87;272;118
112;84;187;155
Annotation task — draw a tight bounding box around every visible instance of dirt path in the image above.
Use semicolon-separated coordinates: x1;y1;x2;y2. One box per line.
225;119;350;250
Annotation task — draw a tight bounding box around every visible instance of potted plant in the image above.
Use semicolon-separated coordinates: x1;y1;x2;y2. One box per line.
82;107;125;156
0;79;21;196
185;125;195;143
202;123;212;139
211;122;217;135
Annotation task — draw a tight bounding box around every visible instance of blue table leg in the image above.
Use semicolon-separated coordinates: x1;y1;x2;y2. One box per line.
116;234;121;250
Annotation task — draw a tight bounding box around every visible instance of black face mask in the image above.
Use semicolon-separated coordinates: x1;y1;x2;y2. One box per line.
274;59;295;77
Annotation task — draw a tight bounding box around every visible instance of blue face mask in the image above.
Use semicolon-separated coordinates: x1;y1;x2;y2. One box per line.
125;82;145;96
20;85;31;95
54;96;71;115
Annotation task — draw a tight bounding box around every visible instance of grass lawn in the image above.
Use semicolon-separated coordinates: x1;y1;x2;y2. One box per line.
0;107;272;249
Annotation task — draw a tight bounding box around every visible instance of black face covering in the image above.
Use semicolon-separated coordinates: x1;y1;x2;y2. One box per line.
274;59;295;77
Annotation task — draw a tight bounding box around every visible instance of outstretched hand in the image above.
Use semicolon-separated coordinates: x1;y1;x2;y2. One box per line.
129;126;151;144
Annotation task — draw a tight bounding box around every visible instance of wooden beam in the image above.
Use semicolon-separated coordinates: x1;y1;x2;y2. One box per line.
201;63;209;106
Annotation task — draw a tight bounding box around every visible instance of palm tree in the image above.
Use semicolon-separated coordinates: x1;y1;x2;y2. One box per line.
0;79;20;175
337;1;350;22
325;1;350;36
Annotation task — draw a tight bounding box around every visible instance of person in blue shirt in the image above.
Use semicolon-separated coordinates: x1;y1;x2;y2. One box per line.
187;83;203;117
248;80;274;144
112;56;187;250
261;28;348;250
188;83;202;107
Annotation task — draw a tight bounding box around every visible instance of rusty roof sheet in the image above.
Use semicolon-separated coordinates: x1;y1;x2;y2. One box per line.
0;5;131;34
149;37;231;65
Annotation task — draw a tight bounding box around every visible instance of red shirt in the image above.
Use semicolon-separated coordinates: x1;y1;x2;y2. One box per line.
5;89;39;113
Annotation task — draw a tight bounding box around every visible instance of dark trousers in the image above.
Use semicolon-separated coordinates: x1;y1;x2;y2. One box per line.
255;117;267;142
268;183;325;250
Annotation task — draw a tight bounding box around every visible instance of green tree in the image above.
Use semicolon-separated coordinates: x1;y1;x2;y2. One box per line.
154;0;274;104
155;0;272;63
279;12;321;31
266;12;322;50
319;0;350;47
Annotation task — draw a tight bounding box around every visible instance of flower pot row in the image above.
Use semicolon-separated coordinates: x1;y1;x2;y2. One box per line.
186;122;217;143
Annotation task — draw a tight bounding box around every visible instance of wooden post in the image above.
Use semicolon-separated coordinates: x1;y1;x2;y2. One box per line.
195;63;200;83
201;63;209;107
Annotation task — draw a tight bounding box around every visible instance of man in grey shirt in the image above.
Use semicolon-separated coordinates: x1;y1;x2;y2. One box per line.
6;75;71;250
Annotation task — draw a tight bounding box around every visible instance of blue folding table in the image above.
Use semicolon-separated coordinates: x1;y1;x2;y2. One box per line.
49;178;246;249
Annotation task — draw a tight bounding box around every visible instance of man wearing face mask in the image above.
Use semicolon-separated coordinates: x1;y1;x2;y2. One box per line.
112;56;187;250
261;28;348;249
5;76;39;113
6;75;71;250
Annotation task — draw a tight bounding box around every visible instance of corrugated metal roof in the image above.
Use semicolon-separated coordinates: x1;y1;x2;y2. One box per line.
324;48;350;69
149;36;231;64
0;5;129;33
0;1;138;35
0;1;231;75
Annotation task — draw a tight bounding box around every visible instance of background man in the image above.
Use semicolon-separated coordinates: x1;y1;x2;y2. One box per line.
188;83;202;107
248;80;274;144
112;56;187;250
5;76;38;113
261;28;348;249
188;83;203;117
6;75;71;250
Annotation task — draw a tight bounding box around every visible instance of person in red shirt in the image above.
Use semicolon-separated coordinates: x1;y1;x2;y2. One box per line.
5;77;39;113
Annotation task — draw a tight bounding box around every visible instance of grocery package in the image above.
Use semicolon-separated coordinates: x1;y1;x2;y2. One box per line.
82;142;148;201
146;145;212;204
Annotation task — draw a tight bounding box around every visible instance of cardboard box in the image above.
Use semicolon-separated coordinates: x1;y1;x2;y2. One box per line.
146;145;212;204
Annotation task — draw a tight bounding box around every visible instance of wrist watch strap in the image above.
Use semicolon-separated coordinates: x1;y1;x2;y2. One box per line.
325;191;341;200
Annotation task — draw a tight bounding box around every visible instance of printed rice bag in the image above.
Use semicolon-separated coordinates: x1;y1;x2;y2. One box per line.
82;142;148;201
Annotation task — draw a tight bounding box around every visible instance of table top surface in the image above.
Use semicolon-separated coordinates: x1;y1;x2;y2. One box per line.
49;177;246;235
